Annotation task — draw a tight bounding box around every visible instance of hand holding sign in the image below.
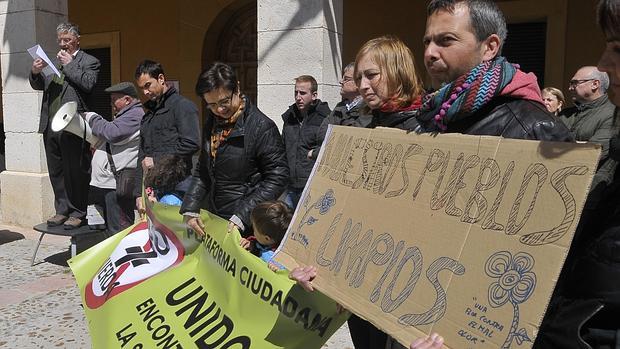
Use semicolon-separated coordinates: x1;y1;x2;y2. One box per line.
31;58;47;74
410;334;445;349
27;44;61;77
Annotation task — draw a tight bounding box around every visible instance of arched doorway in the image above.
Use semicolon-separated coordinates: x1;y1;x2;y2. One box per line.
203;1;257;104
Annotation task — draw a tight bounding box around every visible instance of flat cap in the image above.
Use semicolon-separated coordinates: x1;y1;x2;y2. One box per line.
104;81;138;98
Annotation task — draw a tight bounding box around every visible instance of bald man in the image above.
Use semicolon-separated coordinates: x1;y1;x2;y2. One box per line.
560;66;616;202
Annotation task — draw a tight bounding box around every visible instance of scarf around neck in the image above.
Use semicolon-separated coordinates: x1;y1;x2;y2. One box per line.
421;56;540;131
210;97;245;159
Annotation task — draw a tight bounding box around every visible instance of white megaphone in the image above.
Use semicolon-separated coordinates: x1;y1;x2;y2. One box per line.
50;101;100;145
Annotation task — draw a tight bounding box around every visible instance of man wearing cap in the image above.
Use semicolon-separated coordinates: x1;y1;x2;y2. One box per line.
83;82;143;234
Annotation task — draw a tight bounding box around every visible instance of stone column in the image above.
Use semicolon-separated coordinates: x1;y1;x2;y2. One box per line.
0;0;67;226
257;0;343;130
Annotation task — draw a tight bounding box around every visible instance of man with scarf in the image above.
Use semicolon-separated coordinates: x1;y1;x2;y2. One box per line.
404;1;574;349
418;0;571;142
134;60;200;217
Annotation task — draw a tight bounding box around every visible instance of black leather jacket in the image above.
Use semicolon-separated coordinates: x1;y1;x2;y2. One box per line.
180;97;288;234
418;97;573;142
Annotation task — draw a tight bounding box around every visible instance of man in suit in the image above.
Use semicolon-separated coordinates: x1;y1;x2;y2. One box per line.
30;22;100;229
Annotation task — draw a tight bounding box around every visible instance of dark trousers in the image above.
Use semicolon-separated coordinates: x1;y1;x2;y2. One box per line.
348;314;388;349
89;186;134;235
44;130;91;218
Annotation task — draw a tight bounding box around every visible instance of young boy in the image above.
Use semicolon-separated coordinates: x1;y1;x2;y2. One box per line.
144;155;192;206
240;201;292;270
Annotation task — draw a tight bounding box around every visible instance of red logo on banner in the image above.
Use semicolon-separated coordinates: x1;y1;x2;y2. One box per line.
84;218;185;309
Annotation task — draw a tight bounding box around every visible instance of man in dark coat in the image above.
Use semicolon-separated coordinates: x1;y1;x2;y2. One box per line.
400;1;572;348
313;62;364;158
418;1;571;141
29;22;100;229
281;75;330;208
133;60;200;217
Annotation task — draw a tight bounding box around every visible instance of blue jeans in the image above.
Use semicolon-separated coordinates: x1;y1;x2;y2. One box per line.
284;188;303;209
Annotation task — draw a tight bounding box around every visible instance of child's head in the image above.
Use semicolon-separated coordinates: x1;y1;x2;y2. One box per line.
250;201;292;247
144;155;188;195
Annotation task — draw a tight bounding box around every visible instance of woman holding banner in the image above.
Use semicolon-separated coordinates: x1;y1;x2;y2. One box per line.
180;62;288;237
290;35;442;349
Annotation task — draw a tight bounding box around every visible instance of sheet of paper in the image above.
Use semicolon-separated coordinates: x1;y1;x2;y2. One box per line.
27;44;61;77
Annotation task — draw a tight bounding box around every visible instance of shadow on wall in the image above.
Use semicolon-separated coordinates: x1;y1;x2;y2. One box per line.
2;0;60;173
258;0;342;79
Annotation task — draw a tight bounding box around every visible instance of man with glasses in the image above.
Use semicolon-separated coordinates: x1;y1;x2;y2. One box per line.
30;22;100;229
281;75;331;208
561;66;616;202
314;62;365;158
133;60;200;216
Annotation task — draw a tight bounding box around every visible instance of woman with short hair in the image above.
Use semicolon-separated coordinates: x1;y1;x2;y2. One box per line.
181;62;288;237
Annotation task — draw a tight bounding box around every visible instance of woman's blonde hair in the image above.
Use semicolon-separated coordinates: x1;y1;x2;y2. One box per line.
354;35;424;108
542;87;565;112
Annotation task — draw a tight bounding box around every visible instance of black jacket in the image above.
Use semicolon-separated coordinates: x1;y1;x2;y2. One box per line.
180;97;288;234
134;87;200;197
418;97;573;141
314;101;419;157
281;100;330;189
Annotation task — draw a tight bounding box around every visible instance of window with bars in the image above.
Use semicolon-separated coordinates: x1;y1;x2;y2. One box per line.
502;22;547;87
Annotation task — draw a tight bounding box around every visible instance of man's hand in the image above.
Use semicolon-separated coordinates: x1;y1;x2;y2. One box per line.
185;216;206;237
142;156;154;171
289;265;317;292
57;50;73;66
136;196;146;219
410;333;444;349
31;58;47;74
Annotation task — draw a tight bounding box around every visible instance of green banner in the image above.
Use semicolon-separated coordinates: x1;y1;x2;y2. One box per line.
69;203;348;349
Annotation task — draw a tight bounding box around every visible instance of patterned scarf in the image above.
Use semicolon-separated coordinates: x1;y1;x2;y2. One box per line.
421;56;518;131
210;97;245;159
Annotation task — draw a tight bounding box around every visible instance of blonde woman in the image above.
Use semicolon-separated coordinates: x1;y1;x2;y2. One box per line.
542;87;565;115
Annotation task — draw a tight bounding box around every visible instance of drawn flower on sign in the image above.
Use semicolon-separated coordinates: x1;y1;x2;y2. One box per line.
485;251;536;348
314;189;336;215
290;190;338;244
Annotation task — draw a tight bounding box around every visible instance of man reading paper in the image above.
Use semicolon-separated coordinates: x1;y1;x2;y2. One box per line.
30;22;100;229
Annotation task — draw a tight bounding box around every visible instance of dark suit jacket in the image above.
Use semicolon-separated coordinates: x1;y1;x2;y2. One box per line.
29;50;100;134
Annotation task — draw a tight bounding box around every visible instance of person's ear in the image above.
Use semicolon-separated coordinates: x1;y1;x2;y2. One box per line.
158;73;165;85
481;34;501;62
591;79;601;92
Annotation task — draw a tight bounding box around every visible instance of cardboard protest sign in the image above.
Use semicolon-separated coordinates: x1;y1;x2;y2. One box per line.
275;125;601;348
69;203;348;349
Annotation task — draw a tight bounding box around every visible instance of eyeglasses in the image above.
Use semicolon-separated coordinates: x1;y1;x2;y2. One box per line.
569;79;594;87
206;92;235;109
340;76;354;84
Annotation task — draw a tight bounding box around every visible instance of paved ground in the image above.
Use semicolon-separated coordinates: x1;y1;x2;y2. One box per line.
0;224;354;349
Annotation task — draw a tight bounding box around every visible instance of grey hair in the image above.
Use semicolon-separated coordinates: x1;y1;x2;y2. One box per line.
342;62;355;74
56;22;80;37
427;0;508;53
589;68;611;93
